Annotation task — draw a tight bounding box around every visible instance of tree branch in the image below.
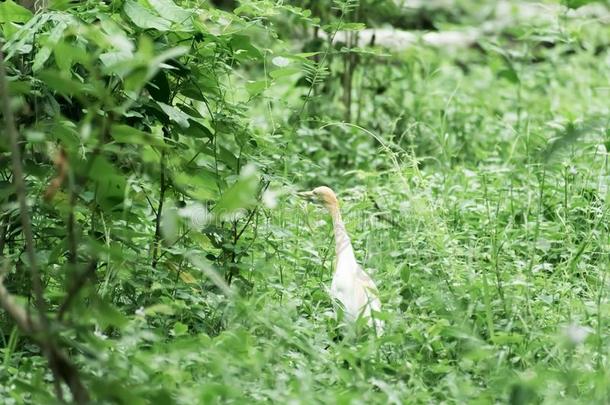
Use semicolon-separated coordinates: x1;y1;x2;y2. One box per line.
0;49;89;404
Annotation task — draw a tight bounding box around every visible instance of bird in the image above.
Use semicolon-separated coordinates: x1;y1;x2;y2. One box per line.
298;186;383;334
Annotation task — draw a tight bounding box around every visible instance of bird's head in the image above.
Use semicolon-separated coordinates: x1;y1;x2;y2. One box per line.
297;186;339;209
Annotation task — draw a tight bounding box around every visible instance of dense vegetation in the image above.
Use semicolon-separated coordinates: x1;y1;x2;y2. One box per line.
1;0;609;403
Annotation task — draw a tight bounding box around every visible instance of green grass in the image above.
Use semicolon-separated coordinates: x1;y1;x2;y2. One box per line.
184;18;610;402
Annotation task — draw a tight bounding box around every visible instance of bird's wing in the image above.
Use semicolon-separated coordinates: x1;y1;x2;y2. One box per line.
356;266;379;295
355;266;382;313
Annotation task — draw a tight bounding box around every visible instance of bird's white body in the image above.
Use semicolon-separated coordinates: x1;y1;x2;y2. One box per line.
329;206;383;333
299;186;383;333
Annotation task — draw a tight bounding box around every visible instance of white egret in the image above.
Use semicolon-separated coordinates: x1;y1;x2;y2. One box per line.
298;186;383;334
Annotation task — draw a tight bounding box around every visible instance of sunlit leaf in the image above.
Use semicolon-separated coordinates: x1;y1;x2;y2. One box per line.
0;0;32;23
123;0;171;31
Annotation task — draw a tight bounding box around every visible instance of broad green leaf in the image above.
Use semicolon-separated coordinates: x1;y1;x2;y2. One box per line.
92;299;128;328
172;322;188;336
53;40;88;71
7;80;31;95
245;80;267;96
157;101;191;128
144;304;174;315
32;21;68;72
89;157;127;210
111;124;166;146
497;68;519;84
269;67;301;79
183;120;214;139
146;71;170;103
214;165;259;213
0;0;32;23
229;34;262;61
161;204;179;244
37;70;91;96
123;0;171;31
173;170;218;201
148;0;192;23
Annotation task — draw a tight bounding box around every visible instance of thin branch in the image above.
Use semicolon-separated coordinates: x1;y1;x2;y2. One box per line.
0;47;48;338
151;129;169;269
0;274;89;403
0;49;89;404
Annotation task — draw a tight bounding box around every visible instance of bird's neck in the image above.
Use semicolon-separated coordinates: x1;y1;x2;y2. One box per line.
328;204;355;261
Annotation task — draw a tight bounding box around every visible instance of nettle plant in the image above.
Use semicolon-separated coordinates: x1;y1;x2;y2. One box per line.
0;0;298;401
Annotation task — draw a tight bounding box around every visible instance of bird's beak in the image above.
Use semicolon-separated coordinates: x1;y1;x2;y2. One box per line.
297;190;315;201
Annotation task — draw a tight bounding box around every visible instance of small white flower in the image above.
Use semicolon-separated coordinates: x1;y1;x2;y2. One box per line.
135;306;145;317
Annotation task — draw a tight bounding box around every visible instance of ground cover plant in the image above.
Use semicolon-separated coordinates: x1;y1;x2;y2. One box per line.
0;0;609;403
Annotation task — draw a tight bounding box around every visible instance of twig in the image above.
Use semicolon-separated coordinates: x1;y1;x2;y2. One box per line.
0;49;89;404
151;150;167;269
0;48;48;348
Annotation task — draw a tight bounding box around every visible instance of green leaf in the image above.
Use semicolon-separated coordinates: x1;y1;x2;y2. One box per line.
245;80;267;96
92;299;128;328
148;0;192;23
123;0;171;31
229;34;262;61
146;71;171;103
53;40;88;71
183;120;214;139
89;157;127;210
32;21;68;72
7;79;31;95
144;303;174;315
269;67;301;79
111;124;166;147
0;0;32;23
214;165;259;214
172;322;189;336
157;101;191;128
562;0;598;8
173;170;219;201
37;70;90;97
497;68;519;84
